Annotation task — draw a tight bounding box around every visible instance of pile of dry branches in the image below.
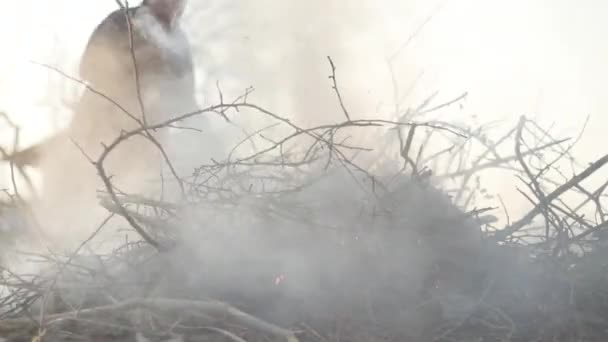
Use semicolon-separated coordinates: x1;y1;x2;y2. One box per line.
1;61;608;342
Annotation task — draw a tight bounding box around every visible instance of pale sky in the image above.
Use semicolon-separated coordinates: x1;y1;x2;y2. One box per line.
0;0;606;215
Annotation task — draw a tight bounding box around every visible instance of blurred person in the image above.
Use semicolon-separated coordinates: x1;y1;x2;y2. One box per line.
3;0;199;249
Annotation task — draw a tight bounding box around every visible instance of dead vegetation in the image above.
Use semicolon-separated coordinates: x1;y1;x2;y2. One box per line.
0;58;607;342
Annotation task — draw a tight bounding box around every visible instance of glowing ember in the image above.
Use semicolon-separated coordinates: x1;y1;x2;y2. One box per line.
274;274;286;285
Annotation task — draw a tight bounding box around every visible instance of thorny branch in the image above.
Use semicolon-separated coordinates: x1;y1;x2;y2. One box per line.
494;151;608;242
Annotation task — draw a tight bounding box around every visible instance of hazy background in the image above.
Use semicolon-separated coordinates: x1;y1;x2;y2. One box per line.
0;0;606;221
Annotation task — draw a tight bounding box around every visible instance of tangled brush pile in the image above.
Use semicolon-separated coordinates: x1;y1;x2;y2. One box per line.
1;85;608;341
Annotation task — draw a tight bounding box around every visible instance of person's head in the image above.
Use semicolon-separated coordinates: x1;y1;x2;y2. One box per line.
142;0;186;29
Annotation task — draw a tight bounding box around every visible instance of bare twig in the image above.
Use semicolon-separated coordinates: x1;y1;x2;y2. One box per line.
327;56;351;121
